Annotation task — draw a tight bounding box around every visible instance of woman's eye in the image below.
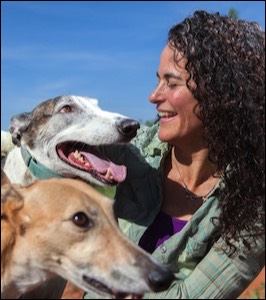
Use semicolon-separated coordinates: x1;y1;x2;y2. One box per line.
167;82;178;89
72;212;93;228
60;105;72;113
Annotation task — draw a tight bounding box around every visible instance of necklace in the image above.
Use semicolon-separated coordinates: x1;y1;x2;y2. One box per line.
175;161;216;202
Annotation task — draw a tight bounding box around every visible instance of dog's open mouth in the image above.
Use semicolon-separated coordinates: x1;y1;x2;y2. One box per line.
56;142;126;185
83;275;143;299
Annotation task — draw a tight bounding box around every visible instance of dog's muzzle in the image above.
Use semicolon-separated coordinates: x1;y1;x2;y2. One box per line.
116;119;140;141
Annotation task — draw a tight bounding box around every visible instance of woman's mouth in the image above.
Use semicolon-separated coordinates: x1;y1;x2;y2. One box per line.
157;111;178;122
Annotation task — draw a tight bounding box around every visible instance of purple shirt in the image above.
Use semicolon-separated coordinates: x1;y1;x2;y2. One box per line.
138;210;187;253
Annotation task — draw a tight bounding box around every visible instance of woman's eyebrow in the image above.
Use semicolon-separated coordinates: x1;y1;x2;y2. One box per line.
156;71;182;80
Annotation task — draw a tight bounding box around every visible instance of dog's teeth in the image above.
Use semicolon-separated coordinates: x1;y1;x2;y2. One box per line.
73;150;80;158
72;150;85;163
78;156;84;163
104;168;113;180
104;169;111;179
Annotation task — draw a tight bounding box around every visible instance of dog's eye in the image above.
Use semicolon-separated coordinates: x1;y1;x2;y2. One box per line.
72;212;93;228
60;105;72;113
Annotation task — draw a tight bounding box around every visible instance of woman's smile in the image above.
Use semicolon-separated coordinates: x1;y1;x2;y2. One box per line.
157;111;178;123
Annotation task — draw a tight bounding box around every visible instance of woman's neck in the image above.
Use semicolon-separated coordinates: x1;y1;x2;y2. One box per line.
161;146;220;220
170;146;220;191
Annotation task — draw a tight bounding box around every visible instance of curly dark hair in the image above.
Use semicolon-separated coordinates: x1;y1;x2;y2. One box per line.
168;10;265;247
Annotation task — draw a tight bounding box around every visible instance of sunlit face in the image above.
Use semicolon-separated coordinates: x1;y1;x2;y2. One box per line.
149;45;204;148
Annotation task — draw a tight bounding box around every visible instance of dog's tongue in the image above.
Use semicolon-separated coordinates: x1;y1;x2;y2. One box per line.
80;151;126;183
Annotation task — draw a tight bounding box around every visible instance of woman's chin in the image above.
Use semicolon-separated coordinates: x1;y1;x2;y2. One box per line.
158;131;175;143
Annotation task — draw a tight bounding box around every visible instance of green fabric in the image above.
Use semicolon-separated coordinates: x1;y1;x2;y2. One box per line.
91;184;117;199
83;123;264;298
21;147;62;179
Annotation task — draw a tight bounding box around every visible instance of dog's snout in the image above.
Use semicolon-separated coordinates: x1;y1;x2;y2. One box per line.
147;266;175;292
117;119;140;139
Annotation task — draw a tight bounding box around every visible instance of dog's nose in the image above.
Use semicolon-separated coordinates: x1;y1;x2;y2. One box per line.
117;119;140;139
147;266;175;292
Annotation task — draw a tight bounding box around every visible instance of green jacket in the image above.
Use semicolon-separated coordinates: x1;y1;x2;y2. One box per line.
85;124;265;299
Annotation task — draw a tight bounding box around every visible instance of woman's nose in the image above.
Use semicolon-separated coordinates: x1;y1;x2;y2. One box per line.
149;90;156;103
149;85;161;103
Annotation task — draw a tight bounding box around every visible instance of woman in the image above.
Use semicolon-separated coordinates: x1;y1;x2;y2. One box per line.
85;10;265;299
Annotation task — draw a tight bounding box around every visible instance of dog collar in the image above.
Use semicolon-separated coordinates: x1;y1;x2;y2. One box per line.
21;147;62;180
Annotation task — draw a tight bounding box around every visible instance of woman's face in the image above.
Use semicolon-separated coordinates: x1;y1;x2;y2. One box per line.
149;45;204;147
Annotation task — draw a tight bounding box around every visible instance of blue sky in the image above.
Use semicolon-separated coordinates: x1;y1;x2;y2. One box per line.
1;1;265;130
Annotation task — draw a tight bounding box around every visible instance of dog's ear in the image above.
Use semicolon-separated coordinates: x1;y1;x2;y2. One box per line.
1;170;23;207
9;112;32;147
1;169;10;186
1;181;25;261
1;181;24;223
